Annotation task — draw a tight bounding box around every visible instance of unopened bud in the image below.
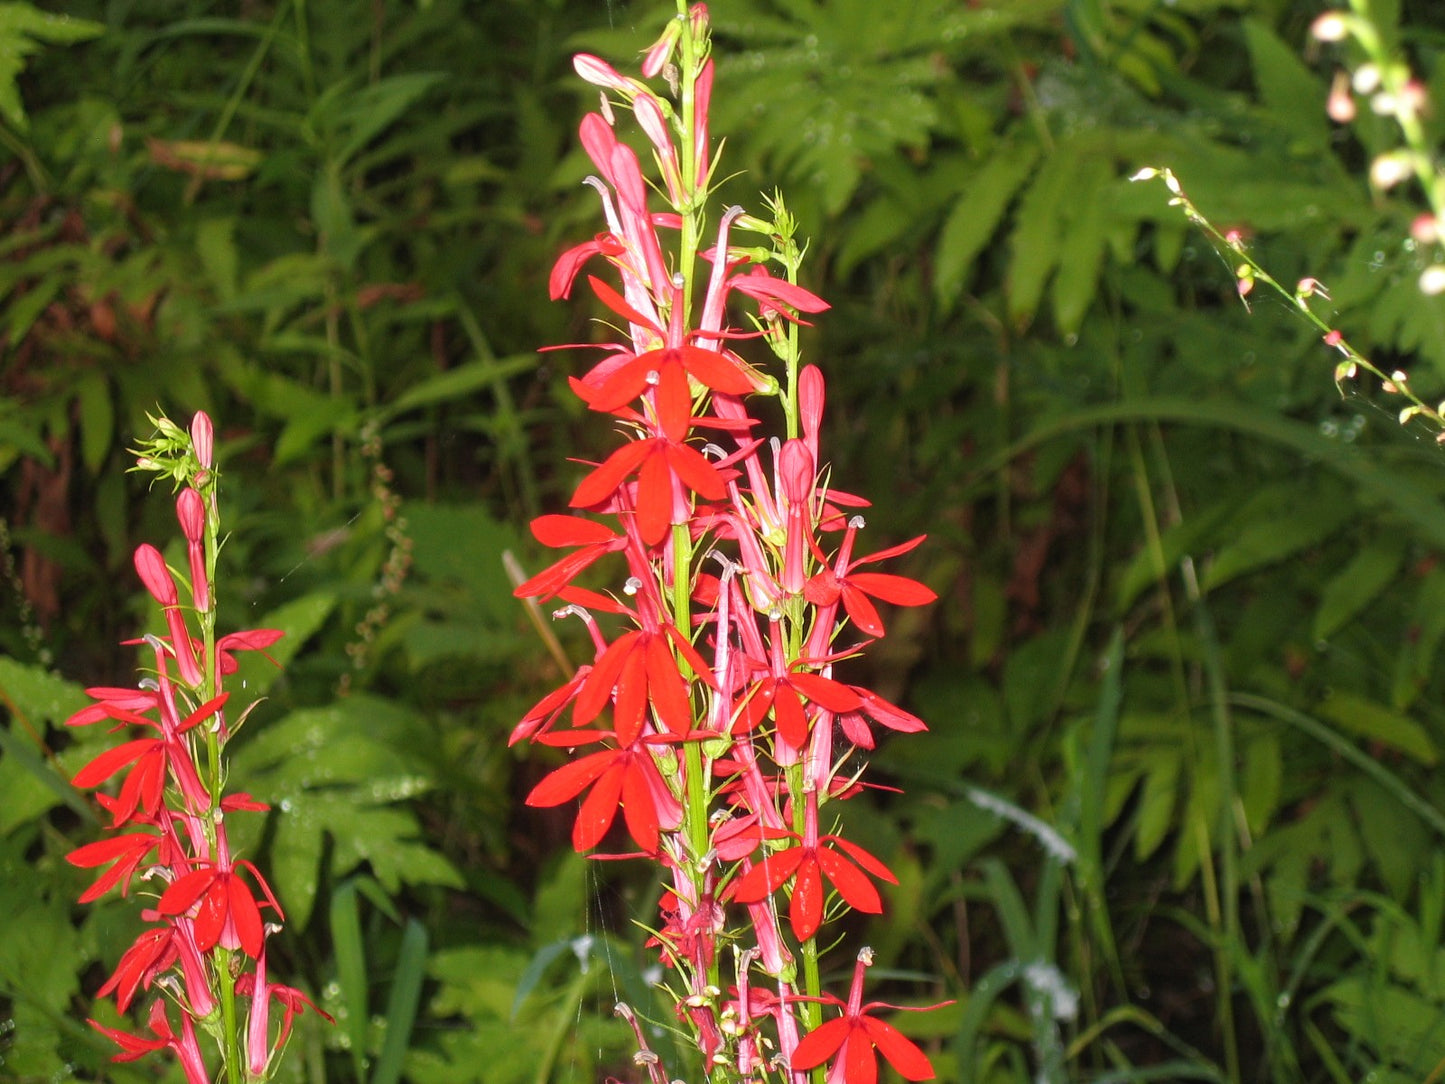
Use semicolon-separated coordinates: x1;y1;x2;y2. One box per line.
1310;12;1348;41
1327;71;1355;123
1370;153;1413;189
1352;63;1381;95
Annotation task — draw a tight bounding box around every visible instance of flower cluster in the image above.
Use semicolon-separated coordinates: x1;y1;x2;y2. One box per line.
66;411;327;1084
1311;7;1445;296
513;6;941;1081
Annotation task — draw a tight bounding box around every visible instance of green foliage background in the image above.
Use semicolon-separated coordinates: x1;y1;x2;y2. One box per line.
4;0;1445;1081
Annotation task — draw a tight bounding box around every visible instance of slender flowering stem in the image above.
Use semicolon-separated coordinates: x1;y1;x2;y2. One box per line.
70;411;329;1083
516;8;945;1082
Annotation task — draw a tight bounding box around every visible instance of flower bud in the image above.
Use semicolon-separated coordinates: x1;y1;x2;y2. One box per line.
1310;12;1348;42
190;412;214;470
176;487;210;611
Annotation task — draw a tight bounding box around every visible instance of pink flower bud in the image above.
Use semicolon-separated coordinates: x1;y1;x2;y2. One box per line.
799;364;825;461
176;488;209;611
573;53;631;93
190;412;213;470
134;544;179;607
641;17;681;78
1327;71;1355;123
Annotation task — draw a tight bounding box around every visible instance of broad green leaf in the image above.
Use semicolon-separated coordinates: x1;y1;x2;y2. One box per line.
1317;691;1436;766
1133;750;1180;862
934;141;1040;306
1007;140;1080;325
1240;732;1281;838
1351;778;1427;900
1202;482;1354;590
1313;535;1406;641
380;355;536;419
1051;158;1115;335
1243;18;1330;150
74;372;112;474
0;4;104;130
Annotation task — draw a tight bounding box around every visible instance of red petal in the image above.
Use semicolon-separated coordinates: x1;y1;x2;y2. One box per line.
789;672;863;713
664;441;727;501
525;749;618;807
772;686;810;749
789;855;825;940
655;360;694;442
574;630;639;726
816;846;883;913
791;1016;851;1071
854;534;927;565
841;586;886;637
860;1016;935;1081
645;636;692;735
845;1028;880;1084
678;345;756;395
573;761;624;850
227;873;265;958
621;758;661;853
612;643;649;746
531;514;618;548
636;447;673;546
846;572;937;606
731;846;804;903
570;440;652;509
827;835;899;884
587;274;656;330
72;740;153;789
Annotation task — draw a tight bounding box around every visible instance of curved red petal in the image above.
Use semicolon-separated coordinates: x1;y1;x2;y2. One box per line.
845;572;937;606
530;514;619;548
621;757;662;853
72;740;154;789
645;635;692;735
860;1016;935;1081
636;447;673;546
790;1016;851;1070
788;672;863;713
570;440;651;509
731;846;804;903
228;873;265;958
678;345;756;395
573;761;625;851
841;586;885;637
816;846;883;913
525;749;618;807
789;855;825;941
664;441;726;501
826;835;899;885
612;643;649;746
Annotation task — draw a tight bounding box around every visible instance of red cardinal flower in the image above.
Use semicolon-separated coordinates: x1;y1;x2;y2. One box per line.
524;729;686;854
804;525;935;638
90;998;211;1084
730;791;896;942
791;949;940;1084
156;857;282;959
